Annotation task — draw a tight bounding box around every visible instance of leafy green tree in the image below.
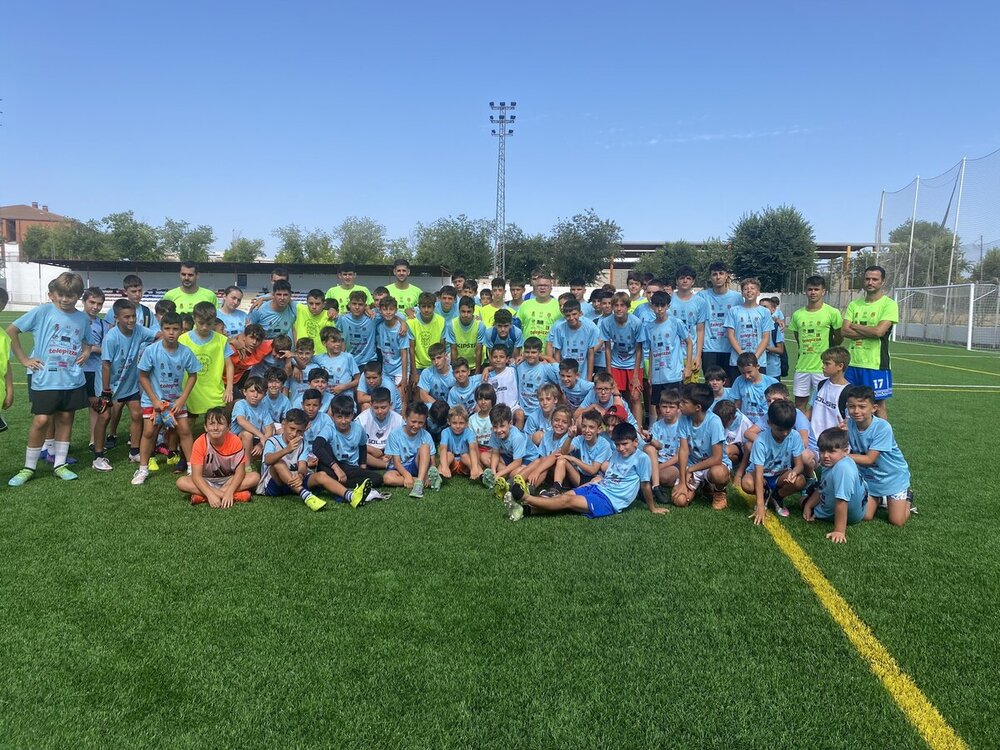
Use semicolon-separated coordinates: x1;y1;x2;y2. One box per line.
157;218;215;263
970;248;1000;282
222;236;265;263
730;205;815;290
500;224;548;283
334;216;388;264
100;211;159;261
272;224;307;264
632;239;730;285
887;220;965;286
21;221;107;261
385;236;413;263
413;215;493;279
548;209;622;284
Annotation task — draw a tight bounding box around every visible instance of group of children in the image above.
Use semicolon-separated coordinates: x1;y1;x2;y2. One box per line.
2;262;912;541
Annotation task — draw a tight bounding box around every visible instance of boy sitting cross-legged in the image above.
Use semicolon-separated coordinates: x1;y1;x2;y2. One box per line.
802;427;868;543
438;404;483;481
383;401;440;498
355;386;403;470
672;383;732;510
742;399;806;524
177;407;260;508
257;408;370;511
230;375;273;460
310;395;388;502
504;422;667;521
482;403;540;493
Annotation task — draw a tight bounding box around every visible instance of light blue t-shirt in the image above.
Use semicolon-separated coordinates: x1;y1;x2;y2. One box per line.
560;378;595;410
484;326;524;354
569;434;613;470
598;314;648;370
101;324;156;399
592;315;610;368
106;302;156;331
418;366;456;403
302;412;335;449
599;449;652;512
385;427;437;464
815;456;867;524
488;425;540;463
375;318;411;378
669;294;709;340
848;416;911;496
264;393;290;423
291;390;334;413
328;421;367;465
697;289;743;353
579;392;640;429
514;360;559;412
447;375;483;413
547;318;600;380
748;427;804;476
14;303;95;391
754;408;815;454
313;352;359;390
248;301;296;340
231;398;271;435
441;426;477;456
678;412;732;469
137;341;202;407
434;301;459;324
538;427;571;456
217;308;248;338
357;375;403;412
337;314;378;366
523;408;551;436
651;419;681;463
646;317;690;384
84;316;113;375
731;374;779;424
765;325;784;379
724;304;773;368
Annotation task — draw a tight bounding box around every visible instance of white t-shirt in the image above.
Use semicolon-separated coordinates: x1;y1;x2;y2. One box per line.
355;409;404;452
469;412;493;447
810;379;849;439
486;366;520;411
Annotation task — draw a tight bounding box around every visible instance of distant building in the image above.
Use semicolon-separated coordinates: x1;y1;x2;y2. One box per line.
1;203;71;245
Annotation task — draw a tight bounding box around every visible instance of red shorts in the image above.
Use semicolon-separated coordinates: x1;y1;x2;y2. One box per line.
450;459;470;476
142;406;189;421
478;444;491;456
611;366;643;394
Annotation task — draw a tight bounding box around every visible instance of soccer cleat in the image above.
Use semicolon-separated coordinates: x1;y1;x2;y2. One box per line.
512;475;529;501
131;468;149;485
92;457;113;472
409;479;424;498
190;494;207;505
427;466;442;491
148;457;160;472
105;435;118;451
234;490;252;503
128;452;141;464
480;468;496;490
494;475;510;502
165;453;181;467
652;486;670;505
768;489;790;518
54;465;78;481
504;491;524;522
8;468;35;487
350;479;371;509
304;493;327;512
711;487;728;511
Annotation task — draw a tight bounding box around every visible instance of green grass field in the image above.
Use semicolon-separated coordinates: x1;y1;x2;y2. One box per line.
1;309;998;749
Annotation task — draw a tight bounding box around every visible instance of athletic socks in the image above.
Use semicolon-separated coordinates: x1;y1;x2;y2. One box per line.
297;487;314;501
52;441;70;468
42;439;54;453
25;446;42;470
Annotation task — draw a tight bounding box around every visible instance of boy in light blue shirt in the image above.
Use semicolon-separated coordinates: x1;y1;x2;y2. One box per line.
484;309;524;360
383;402;439;498
230;375;273;459
336;290;378;366
546;298;599;380
248;280;297;340
646;291;693;421
514;338;559;415
290;369;334;413
697;261;744;383
649;388;683;496
310;394;386;494
846;386;912;527
484;403;539;485
673;383;732;510
356;361;403;413
300;389;336;449
551;407;612;492
803;427;868;543
375;295;411;386
264;368;291;424
314;328;360;399
724;277;772;371
742;400;806;524
557;359;595;410
731;352;778;424
417;343;456;404
504;422;665;521
598;292;648;428
446;358;483;414
437;404;483;481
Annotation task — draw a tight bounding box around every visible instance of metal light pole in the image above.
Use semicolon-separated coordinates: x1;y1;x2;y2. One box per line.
489;100;516;277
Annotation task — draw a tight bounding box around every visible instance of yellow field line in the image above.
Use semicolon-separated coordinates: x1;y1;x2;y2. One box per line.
893;356;1000;378
764;517;968;750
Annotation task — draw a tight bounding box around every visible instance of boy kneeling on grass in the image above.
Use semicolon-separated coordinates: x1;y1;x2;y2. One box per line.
802;427;868;543
502;422;667;522
177;407;260;508
743;399;806;525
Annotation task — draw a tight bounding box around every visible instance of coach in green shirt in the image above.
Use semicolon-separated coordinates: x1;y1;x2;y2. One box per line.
787;274;843;410
163;261;219;314
516;272;562;341
842;265;899;419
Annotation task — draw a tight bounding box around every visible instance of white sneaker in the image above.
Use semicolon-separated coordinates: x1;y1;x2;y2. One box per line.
92;457;113;472
131;468;149;485
128;452;140;463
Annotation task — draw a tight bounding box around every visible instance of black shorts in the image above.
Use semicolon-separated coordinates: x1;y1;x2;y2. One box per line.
117;391;141;404
28;384;89;415
651;381;683;408
84;371;99;398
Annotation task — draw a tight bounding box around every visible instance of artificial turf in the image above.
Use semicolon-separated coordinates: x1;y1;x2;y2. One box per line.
0;309;997;748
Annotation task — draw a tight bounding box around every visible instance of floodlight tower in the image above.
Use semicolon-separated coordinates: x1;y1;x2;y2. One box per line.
489;100;516;277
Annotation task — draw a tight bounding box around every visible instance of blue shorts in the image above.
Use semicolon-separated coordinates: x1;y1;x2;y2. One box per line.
402;457;418;475
763;475;780;492
574;484;616;518
262;471;312;497
845;366;892;400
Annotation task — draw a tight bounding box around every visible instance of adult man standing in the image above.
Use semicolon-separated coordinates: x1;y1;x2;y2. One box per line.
325;263;373;312
516;272;562;341
387;258;422;313
163;262;219;314
787;275;842;410
696;261;743;383
842;265;898;419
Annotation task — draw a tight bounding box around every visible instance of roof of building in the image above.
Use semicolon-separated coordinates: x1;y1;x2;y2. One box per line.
0;204;69;222
34;259;452;277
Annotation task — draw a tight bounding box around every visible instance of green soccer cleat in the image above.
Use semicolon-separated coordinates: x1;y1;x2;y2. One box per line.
304;493;327;512
409;479;425;498
8;468;35;487
427;466;442;491
54;464;78;481
503;491;524;522
494;475;510;502
350;479;371;509
480;468;496;490
511;475;529;501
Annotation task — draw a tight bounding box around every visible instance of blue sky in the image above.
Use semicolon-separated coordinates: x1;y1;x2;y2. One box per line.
4;1;998;254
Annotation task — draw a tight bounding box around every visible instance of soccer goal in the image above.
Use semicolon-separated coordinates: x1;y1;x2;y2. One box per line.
894;283;1000;350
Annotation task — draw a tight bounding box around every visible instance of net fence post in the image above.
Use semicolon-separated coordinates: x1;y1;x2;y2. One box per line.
904;176;920;288
967;283;975;350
